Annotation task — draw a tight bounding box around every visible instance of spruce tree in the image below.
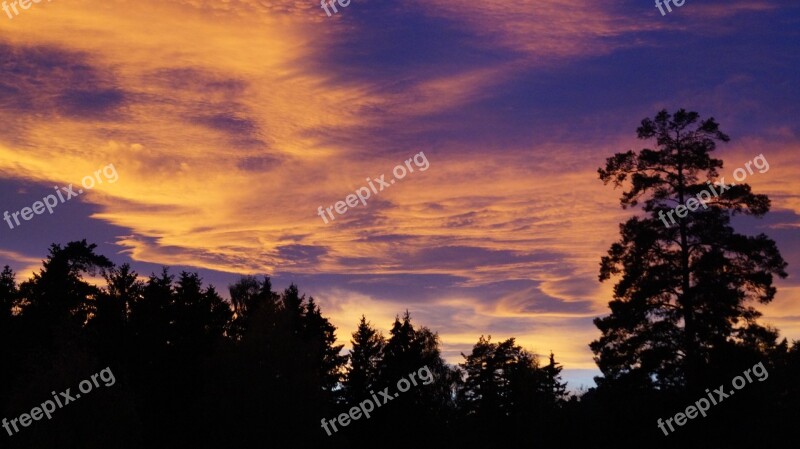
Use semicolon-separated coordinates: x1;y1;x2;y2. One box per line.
346;315;385;400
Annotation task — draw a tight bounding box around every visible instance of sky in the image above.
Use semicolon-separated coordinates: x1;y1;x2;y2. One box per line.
0;0;798;390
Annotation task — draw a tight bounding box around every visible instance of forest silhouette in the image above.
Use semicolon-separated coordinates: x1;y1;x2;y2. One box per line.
1;110;798;448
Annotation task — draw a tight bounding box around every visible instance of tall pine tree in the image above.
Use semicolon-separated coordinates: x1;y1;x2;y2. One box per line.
591;109;787;390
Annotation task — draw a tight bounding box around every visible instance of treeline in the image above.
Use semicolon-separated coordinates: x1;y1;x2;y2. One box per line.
1;241;799;448
0;240;573;448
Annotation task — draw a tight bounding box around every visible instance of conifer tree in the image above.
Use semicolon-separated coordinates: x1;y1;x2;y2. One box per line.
346;315;385;400
592;109;788;390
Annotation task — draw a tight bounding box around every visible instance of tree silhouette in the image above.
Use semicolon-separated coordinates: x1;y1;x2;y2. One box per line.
0;266;18;420
459;335;505;415
0;238;796;449
228;275;279;340
459;337;568;414
0;266;16;322
89;263;142;365
379;311;419;381
18;240;112;331
345;315;385;401
542;352;568;405
457;336;567;447
592;109;788;390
